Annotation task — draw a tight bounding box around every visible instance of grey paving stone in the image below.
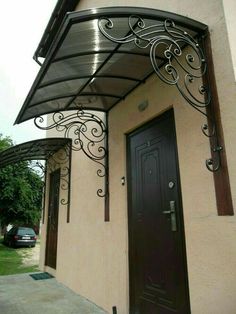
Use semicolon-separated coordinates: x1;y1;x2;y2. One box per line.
0;273;108;314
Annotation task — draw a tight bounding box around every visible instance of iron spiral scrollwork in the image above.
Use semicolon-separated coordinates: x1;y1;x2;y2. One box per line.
29;160;47;222
98;15;222;171
201;122;222;172
29;160;46;180
28;146;71;208
34;108;107;197
46;143;71;206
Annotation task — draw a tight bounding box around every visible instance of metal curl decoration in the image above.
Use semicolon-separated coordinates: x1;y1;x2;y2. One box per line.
29;160;46;180
98;15;222;172
28;160;47;223
47;144;71;205
34;108;107;196
201;123;215;138
99;16;209;104
206;145;223;172
60;166;70;190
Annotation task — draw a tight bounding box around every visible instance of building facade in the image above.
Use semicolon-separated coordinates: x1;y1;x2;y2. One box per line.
14;1;236;313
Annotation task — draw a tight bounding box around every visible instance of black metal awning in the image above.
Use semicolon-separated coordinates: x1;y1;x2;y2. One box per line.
0;138;71;168
15;7;207;124
34;0;78;60
12;6;228;217
0;137;72;222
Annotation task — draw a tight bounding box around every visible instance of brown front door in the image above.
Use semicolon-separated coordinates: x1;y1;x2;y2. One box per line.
127;109;190;314
45;168;60;269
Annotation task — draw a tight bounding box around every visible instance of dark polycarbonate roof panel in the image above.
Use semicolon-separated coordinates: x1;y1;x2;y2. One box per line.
15;7;207;124
42;53;111;84
0;138;71;168
34;0;78;59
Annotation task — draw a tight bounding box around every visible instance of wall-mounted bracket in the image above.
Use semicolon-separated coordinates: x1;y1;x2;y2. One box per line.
27;143;72;222
98;15;222;172
34;108;109;221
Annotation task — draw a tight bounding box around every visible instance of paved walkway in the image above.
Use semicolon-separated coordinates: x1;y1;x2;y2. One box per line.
0;273;108;314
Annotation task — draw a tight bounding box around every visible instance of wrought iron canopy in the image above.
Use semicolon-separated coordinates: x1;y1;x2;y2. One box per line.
14;7;207;124
0;137;72;222
0;138;71;168
12;7;225;220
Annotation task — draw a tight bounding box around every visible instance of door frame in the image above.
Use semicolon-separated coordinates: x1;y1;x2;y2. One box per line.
126;109;191;313
45;168;61;269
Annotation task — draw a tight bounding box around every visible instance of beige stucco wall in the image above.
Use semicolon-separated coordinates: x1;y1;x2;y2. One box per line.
39;1;236;313
222;0;236;81
77;0;236;212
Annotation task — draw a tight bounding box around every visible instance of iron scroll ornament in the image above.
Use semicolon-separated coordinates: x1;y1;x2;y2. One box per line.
47;144;71;206
34;108;107;197
98;15;222;171
29;160;46;180
28;147;71;205
28;144;71;222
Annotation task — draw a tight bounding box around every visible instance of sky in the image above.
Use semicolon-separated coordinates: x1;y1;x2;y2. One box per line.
0;0;57;145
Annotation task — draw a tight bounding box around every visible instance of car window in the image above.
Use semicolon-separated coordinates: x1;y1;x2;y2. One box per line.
17;228;36;236
8;227;16;234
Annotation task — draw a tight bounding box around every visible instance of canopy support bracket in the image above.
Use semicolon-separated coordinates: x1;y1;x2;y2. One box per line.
98;15;222;172
28;141;72;222
34;109;109;221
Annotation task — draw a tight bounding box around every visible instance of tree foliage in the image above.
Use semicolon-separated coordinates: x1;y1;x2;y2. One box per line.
0;134;13;150
0;134;43;227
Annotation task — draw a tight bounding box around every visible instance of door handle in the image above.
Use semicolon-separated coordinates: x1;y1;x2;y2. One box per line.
163;201;177;232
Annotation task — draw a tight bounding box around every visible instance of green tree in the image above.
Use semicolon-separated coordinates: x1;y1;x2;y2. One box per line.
0;134;13;150
0;134;43;227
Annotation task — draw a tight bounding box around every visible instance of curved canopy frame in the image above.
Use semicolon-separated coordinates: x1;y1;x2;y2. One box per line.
14;7;221;171
15;7;207;124
0;138;72;222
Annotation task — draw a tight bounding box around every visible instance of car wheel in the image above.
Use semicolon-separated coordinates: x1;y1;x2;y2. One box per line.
9;241;14;248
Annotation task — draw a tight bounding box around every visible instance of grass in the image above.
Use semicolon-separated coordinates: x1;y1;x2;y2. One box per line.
0;238;39;276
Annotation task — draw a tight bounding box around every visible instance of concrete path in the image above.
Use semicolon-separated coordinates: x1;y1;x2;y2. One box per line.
0;273;108;314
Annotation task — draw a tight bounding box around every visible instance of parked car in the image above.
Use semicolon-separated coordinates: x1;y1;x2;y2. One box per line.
4;227;37;248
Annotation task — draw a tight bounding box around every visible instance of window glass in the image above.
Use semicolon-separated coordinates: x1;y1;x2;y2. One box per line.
17;228;36;236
